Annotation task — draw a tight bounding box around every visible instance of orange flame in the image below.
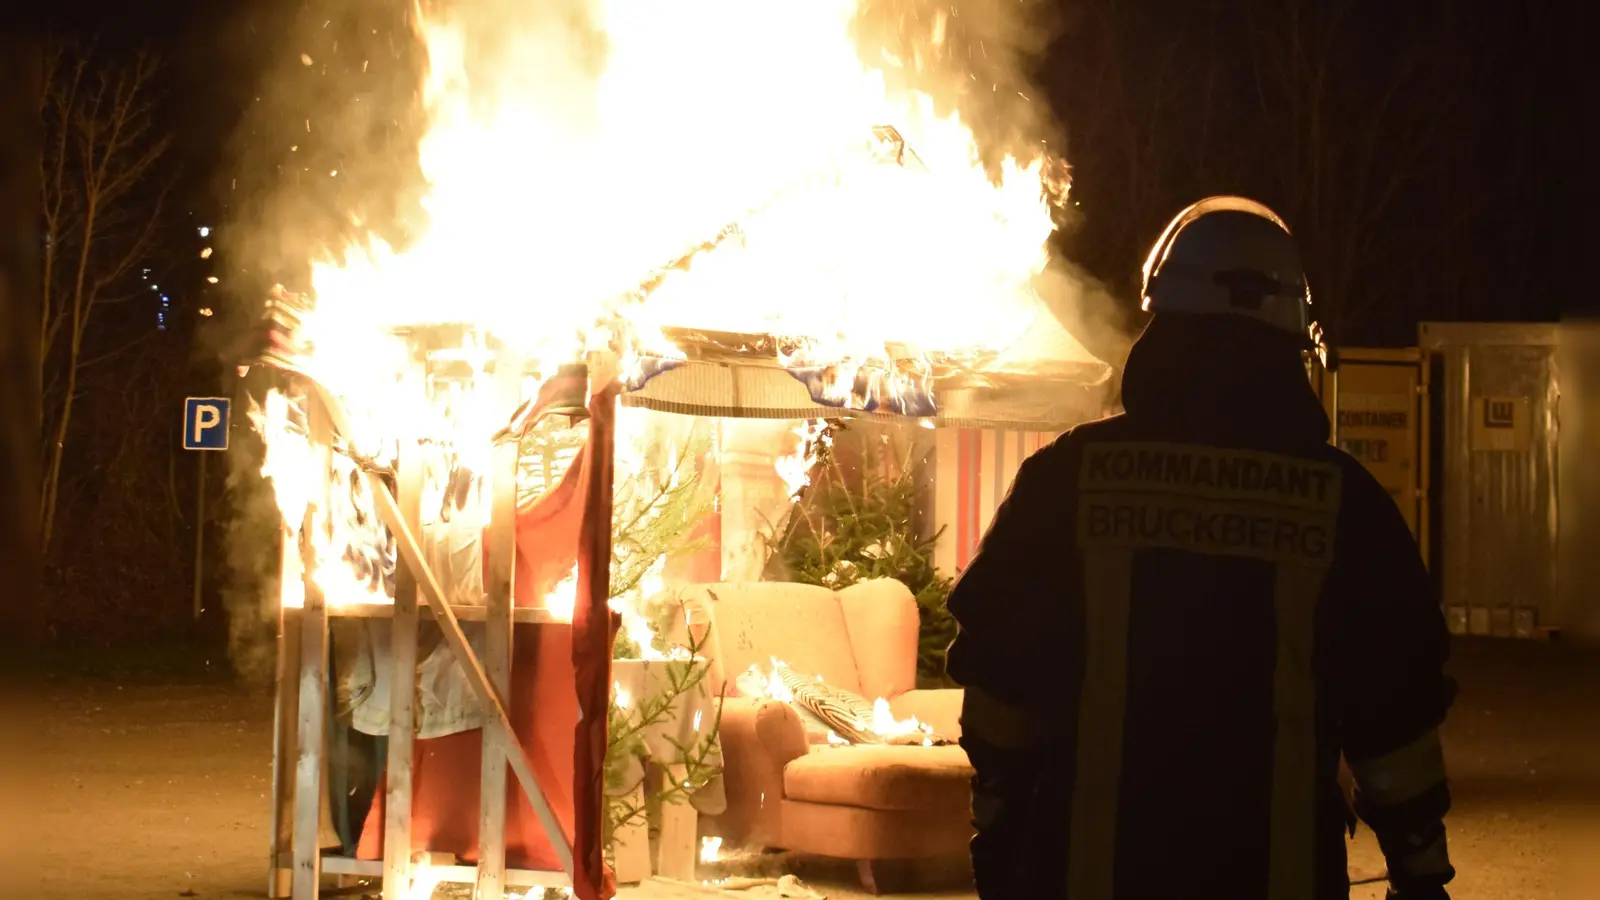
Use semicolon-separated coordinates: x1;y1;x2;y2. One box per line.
256;0;1070;616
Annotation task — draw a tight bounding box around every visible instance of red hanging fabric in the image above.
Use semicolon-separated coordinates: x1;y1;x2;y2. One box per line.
571;383;621;900
355;626;578;872
513;436;589;607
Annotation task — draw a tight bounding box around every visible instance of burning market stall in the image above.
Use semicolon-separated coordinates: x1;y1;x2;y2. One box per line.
246;3;1098;892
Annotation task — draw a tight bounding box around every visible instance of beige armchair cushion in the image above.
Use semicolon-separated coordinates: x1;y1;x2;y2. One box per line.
676;582;863;697
835;579;920;700
783;745;973;812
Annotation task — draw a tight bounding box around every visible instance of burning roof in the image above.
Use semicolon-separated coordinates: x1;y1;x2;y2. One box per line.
264;118;1102;432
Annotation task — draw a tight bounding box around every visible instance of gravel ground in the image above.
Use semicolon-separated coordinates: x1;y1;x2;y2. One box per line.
14;636;1599;900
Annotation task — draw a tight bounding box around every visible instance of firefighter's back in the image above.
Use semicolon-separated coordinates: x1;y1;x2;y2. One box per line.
1049;409;1360;899
947;196;1454;900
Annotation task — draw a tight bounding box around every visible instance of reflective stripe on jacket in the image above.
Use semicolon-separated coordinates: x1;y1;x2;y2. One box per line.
947;420;1453;900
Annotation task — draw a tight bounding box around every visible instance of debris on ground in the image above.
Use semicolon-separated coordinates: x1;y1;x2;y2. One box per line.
700;877;780;891
775;874;826;899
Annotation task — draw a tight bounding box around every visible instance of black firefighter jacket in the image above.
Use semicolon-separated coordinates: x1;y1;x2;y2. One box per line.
945;314;1455;900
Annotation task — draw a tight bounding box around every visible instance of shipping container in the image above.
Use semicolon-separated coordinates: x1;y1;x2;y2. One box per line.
1312;349;1430;546
1555;321;1600;641
1418;323;1560;638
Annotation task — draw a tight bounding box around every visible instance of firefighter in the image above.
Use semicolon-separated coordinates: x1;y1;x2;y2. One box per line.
945;196;1456;900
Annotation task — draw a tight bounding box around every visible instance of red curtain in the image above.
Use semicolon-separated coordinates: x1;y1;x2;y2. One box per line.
356;379;618;899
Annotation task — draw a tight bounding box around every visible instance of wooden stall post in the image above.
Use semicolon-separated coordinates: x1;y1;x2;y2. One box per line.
292;401;335;900
269;528;303;899
291;606;326;887
382;434;424;900
479;354;522;900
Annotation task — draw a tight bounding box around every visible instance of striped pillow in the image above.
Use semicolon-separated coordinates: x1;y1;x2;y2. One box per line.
776;666;881;745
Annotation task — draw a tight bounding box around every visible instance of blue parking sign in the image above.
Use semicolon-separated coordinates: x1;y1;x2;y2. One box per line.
184;397;231;451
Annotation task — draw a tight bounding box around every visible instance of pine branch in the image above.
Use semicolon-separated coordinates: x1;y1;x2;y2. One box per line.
603;606;725;849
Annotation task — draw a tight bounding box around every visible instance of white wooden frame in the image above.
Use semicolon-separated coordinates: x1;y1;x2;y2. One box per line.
267;378;579;900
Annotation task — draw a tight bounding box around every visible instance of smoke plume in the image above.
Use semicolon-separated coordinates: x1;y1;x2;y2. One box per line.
209;0;428;684
853;0;1138;367
853;0;1066;174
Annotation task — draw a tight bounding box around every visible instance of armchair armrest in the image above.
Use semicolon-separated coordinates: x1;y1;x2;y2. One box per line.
709;697;808;847
889;688;965;741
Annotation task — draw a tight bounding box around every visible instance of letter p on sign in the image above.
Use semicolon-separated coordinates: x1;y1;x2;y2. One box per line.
184;397;232;451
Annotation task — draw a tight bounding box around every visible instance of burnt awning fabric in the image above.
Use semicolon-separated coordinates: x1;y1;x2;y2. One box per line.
621;356;1113;430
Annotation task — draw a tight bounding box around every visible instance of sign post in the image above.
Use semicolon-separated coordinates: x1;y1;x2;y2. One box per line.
184;397;231;621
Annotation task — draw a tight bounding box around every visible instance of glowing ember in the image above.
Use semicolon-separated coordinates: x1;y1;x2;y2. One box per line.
406;863;443;900
700;835;723;864
870;696;935;743
747;660;934;744
544;566;579;622
751;660;795;703
774;420;825;500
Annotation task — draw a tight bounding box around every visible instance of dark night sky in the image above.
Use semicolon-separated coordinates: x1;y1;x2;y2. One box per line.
46;0;1587;350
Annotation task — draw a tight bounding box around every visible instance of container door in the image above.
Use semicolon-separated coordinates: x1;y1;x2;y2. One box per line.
1432;337;1559;638
1333;352;1426;542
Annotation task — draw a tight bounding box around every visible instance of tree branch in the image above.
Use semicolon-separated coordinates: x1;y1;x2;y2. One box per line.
77;330;161;370
37;37;171;554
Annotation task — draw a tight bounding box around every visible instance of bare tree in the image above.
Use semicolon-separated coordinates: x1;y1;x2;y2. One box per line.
1;31;43;651
1047;0;1488;346
1048;0;1254;299
1241;0;1477;342
39;41;171;555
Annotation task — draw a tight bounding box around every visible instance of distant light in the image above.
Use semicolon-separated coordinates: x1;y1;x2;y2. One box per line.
150;284;158;291
200;247;213;259
206;276;219;284
918;418;936;430
329;170;337;177
198;226;211;238
199;308;214;317
300;53;313;66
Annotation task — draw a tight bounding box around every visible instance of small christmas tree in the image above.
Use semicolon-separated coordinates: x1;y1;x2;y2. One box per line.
766;420;956;686
521;412;722;852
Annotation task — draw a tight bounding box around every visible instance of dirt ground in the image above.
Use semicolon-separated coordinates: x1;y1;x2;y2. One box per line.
15;637;1599;900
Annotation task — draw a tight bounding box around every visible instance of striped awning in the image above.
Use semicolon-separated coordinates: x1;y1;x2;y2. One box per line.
620;353;1113;430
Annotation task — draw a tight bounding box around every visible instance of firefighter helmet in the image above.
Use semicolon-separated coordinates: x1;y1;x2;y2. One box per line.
1141;196;1325;364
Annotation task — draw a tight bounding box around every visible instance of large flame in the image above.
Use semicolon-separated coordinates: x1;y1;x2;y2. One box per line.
301;0;1063;382
257;0;1067;615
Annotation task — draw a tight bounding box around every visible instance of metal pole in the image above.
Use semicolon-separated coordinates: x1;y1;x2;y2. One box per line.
194;451;206;620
